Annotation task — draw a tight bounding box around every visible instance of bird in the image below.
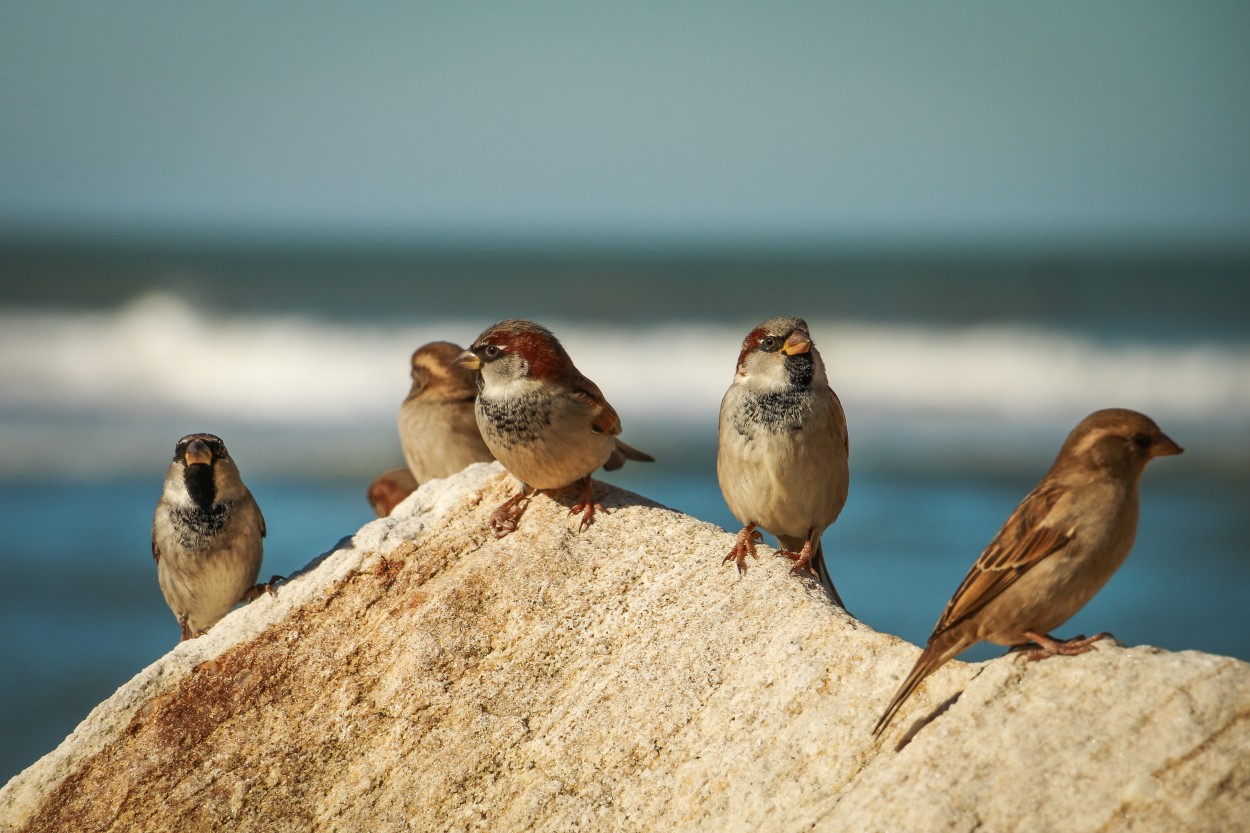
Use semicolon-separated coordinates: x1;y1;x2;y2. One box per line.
398;341;494;485
457;319;654;538
367;467;418;517
717;317;850;607
872;408;1182;738
151;433;271;641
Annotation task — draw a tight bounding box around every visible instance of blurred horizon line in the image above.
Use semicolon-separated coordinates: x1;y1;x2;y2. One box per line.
4;232;1247;336
3;223;1250;261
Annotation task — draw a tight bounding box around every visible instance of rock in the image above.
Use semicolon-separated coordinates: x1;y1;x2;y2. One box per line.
3;462;1248;832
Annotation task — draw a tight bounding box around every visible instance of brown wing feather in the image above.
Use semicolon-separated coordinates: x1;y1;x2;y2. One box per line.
825;386;849;455
570;375;622;437
932;482;1072;637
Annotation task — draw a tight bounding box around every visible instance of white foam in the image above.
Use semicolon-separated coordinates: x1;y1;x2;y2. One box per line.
2;292;1247;428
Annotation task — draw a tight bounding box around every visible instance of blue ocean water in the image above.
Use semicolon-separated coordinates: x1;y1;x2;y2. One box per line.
1;245;1248;784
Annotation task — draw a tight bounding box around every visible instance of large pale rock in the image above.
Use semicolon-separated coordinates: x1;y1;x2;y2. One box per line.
3;462;1248;832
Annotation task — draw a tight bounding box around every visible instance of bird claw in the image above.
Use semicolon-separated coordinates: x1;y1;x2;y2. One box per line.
240;575;285;603
567;477;604;533
1017;630;1113;660
490;511;521;539
723;526;763;574
775;540;819;580
568;500;607;533
489;489;534;538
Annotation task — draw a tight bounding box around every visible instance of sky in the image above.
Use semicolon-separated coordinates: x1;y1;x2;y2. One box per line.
1;2;1249;248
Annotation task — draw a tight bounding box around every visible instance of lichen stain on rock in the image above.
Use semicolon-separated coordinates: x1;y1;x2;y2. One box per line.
21;620;300;833
371;553;405;589
150;640;289;748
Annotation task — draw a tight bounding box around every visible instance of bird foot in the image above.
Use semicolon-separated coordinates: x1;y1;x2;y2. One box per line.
1017;630;1112;660
242;575;286;603
490;488;534;538
775;540;819;580
723;524;762;574
568;477;605;533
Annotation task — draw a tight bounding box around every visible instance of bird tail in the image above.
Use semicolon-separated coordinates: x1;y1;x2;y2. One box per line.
602;438;656;471
872;631;962;738
811;540;846;610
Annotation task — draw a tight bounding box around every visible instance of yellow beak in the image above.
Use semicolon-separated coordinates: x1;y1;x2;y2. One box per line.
456;350;482;371
781;331;811;356
184;441;212;466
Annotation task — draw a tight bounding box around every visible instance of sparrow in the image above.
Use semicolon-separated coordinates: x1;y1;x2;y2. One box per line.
367;467;418;517
873;408;1182;738
398;341;494;484
717;317;850;607
457;319;654;538
151;433;271;641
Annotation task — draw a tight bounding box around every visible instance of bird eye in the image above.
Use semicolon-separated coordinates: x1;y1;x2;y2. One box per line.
1132;433;1152;449
759;336;778;351
483;344;501;359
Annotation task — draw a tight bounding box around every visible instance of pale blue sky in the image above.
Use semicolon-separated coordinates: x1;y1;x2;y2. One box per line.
2;2;1248;247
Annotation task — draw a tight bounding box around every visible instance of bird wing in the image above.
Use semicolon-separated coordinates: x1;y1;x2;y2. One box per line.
571;375;622;437
932;481;1073;636
825;386;849;456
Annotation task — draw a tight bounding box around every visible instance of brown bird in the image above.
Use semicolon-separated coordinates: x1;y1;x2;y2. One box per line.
457;319;653;538
717;317;850;606
367;467;419;517
398;341;494;484
873;408;1182;738
152;433;271;641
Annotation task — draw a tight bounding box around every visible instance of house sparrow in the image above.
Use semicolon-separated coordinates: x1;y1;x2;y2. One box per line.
152;433;271;641
872;408;1182;738
398;341;494;484
457;319;654;538
717;317;849;607
367;467;418;517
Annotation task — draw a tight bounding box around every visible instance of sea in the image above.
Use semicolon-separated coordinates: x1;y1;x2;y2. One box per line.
2;241;1248;784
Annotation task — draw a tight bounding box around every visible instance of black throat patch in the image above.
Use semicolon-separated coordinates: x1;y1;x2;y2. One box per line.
477;394;552;449
183;463;217;509
783;352;815;389
175;463;228;547
732;387;812;436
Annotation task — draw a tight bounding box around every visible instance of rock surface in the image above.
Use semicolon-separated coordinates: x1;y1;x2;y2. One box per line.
3;462;1248;832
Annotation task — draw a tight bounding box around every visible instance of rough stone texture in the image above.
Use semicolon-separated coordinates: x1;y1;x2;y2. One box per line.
3;462;1248;832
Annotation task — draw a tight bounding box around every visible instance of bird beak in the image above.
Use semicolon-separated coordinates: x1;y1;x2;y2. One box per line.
1152;433;1184;458
184;440;212;466
781;331;811;356
456;350;481;371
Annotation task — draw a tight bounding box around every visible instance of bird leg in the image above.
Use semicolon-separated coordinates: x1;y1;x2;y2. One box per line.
568;476;606;533
723;523;762;574
490;486;536;538
178;615;192;642
1018;630;1112;660
241;575;286;603
775;531;819;580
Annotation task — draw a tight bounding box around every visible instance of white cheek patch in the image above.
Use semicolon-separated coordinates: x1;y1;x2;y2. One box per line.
483;370;545;399
164;479;200;508
738;353;790;393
